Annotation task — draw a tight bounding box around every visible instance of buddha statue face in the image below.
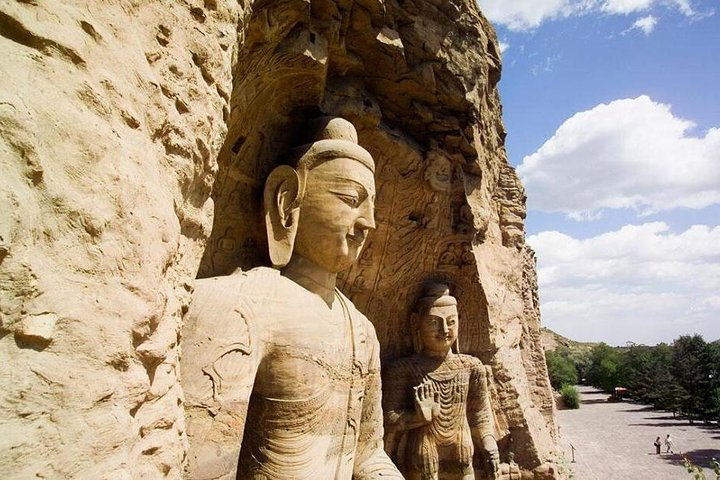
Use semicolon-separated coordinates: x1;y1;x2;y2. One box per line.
293;157;376;273
263;117;376;272
418;303;459;356
411;283;460;356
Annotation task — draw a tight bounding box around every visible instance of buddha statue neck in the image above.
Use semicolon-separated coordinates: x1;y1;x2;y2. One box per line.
281;254;338;306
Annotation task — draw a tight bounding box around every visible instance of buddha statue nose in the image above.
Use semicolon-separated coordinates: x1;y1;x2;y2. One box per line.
441;319;450;334
357;201;376;231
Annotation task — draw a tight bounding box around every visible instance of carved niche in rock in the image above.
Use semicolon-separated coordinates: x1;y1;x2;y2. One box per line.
180;118;402;479
382;282;500;480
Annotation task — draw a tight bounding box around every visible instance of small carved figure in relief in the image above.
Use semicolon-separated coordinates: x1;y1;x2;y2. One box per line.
453;202;474;234
359;242;375;266
438;242;460;268
351;273;368;293
181;117;402;479
383;282;500;479
460;243;475;267
420;195;440;229
216;227;237;256
424;152;453;192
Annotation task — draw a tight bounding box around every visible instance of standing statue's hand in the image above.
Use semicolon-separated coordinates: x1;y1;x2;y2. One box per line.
483;436;500;479
488;452;500;479
413;382;439;423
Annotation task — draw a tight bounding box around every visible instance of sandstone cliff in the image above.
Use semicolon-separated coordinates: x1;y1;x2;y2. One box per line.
0;0;557;478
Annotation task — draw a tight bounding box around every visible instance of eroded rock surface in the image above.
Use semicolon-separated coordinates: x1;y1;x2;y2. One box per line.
1;0;557;478
0;1;237;478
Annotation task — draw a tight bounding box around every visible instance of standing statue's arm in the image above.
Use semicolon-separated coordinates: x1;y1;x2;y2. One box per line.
180;276;262;480
468;361;499;477
353;324;404;479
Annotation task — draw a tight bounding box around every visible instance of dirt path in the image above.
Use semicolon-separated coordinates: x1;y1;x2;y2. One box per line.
556;385;720;479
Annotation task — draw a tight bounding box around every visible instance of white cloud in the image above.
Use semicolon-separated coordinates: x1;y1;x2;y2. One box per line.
477;0;697;31
499;41;510;54
517;96;720;218
629;14;658;34
477;0;589;30
602;0;693;15
601;0;653;14
529;223;720;344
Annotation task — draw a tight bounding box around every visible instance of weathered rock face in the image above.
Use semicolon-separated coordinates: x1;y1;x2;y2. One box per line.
0;0;556;478
0;2;238;477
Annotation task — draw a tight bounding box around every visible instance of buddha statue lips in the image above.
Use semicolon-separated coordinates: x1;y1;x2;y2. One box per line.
180;117;402;480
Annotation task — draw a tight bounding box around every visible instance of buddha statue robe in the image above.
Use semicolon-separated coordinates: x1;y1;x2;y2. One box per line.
383;353;495;479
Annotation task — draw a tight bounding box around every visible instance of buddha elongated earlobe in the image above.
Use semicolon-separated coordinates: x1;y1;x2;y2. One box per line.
264;165;304;268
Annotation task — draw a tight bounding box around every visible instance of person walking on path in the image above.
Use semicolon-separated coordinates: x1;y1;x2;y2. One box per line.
665;434;674;454
654;436;661;454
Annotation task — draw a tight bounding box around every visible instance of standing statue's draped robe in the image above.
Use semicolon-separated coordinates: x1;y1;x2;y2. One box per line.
181;267;401;479
383;354;495;478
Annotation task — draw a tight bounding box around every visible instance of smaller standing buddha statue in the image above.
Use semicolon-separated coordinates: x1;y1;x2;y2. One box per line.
383;282;500;479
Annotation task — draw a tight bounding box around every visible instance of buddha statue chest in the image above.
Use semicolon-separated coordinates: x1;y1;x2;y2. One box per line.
423;368;472;443
253;294;360;400
236;271;374;479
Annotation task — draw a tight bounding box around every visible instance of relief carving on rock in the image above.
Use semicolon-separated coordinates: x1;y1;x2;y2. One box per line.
180;117;402;479
424;151;453;193
382;282;500;479
334;128;490;363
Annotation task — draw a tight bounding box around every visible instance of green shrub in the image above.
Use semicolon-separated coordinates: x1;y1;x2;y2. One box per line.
560;385;580;409
546;350;579;390
683;456;719;479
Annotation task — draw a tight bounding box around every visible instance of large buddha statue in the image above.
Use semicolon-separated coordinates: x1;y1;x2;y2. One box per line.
382;283;500;480
180;117;403;479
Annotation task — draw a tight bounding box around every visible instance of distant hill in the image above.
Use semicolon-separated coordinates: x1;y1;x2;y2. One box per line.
540;328;719;353
541;327;597;353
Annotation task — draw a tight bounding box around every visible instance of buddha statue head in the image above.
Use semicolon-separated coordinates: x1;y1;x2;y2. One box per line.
263;117;376;273
411;282;460;356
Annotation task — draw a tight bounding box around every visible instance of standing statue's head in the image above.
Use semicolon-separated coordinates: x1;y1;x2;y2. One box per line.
264;117;376;272
411;282;460;356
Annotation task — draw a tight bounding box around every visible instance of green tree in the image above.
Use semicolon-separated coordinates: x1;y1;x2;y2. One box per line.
672;335;707;422
638;343;683;411
586;343;624;392
699;341;720;422
618;343;653;401
568;348;592;383
545;350;578;390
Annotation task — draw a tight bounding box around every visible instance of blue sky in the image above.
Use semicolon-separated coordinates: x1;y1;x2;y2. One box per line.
477;0;720;345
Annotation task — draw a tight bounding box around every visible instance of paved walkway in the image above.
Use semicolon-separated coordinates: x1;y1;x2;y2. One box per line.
556;386;720;479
